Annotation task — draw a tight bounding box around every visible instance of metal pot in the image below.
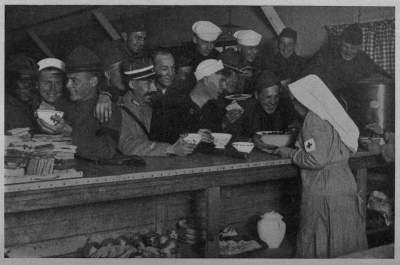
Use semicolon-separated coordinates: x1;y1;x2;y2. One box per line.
346;74;395;136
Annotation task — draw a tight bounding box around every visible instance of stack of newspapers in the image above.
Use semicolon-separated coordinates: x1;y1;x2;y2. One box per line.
4;129;81;181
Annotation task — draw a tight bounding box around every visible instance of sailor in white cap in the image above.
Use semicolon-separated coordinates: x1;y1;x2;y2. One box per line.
37;58;65;108
274;75;367;258
192;21;222;44
171;59;230;148
234;29;262;64
36;57;73;136
220;29;263;93
181;21;222;70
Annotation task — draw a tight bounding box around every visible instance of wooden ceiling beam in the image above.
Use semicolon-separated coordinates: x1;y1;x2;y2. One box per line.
7;6;100;33
259;6;285;35
26;29;55;57
92;10;121;41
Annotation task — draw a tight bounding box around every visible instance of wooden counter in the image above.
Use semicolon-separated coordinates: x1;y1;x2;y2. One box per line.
5;150;385;258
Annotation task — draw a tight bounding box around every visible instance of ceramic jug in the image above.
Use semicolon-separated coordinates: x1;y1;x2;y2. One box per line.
257;211;286;248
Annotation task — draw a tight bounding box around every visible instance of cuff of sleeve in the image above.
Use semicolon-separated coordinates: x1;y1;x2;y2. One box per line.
99;91;112;98
166;145;175;156
221;120;228;131
289;148;300;161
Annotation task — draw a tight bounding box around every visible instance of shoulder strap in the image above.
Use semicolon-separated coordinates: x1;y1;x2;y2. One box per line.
120;105;150;138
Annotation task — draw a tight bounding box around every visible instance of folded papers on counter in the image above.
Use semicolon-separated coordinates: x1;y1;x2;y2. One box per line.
4;129;81;179
5;132;77;161
7;127;31;138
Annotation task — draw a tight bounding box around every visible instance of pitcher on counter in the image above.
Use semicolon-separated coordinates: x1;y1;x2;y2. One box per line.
274;75;367;258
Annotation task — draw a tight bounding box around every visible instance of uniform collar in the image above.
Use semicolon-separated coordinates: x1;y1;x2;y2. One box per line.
276;52;297;61
150;80;168;94
256;100;281;116
122;90;147;106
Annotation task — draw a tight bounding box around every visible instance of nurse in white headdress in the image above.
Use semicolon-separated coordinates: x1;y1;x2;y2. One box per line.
274;75;367;258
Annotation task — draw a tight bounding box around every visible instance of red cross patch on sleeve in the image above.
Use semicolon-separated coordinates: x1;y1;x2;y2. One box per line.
304;138;316;152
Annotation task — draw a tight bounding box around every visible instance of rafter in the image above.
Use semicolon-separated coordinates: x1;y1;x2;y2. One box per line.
92;10;121;41
260;6;285;34
26;29;55;57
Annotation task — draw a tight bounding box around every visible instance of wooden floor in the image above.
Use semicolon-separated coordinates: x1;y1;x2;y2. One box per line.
339;243;394;259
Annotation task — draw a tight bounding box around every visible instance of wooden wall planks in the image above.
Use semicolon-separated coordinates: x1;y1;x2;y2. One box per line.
5;153;384;257
6;193;192;247
6;179;298;257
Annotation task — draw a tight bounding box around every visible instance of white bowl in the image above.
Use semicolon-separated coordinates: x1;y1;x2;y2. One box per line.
256;131;295;147
211;133;232;149
37;110;64;126
225;101;243;111
232;142;254;153
183;133;202;145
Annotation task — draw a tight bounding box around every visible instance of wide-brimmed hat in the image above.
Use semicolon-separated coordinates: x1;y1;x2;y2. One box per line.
6;54;38;75
66;46;102;73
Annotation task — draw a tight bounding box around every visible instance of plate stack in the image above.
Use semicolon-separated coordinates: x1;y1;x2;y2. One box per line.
218;226;262;256
176;218;206;245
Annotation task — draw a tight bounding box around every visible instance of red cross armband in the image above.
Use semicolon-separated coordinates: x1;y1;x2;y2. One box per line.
304;138;316;153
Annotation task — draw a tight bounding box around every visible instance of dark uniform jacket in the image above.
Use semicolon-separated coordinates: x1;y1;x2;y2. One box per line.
268;52;307;82
172;95;226;152
302;45;392;125
181;42;221;69
5;92;35;132
149;81;189;144
67;95;122;161
173;95;225;134
302;46;390;93
226;98;296;138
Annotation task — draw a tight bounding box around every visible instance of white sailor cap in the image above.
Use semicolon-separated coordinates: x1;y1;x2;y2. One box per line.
37;58;66;72
194;59;224;81
192;21;222;42
233;30;262;47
